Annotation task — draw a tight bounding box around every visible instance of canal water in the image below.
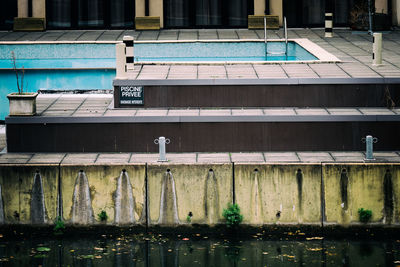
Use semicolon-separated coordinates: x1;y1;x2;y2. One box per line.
0;232;399;266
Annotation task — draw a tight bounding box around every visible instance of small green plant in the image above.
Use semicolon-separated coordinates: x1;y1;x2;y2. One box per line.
222;203;243;228
53;216;65;234
98;210;108;222
186;211;193;223
358;208;372;223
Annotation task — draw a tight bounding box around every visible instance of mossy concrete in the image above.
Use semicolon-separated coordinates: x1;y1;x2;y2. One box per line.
60;164;146;225
147;164;232;225
0;162;399;227
323;163;400;225
235;164;321;225
0;165;58;224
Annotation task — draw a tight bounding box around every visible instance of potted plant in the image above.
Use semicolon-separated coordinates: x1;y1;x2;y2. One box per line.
7;51;37;116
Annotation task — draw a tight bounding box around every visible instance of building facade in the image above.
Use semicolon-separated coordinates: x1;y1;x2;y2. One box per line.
0;0;399;30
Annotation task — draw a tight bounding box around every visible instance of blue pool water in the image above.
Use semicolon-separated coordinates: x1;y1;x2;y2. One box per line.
0;41;317;119
134;41;317;62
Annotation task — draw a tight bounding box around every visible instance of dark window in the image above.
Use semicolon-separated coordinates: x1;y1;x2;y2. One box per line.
164;0;252;28
284;0;354;27
0;0;17;30
47;0;134;29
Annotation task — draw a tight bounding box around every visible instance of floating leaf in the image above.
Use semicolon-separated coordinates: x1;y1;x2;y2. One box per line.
36;247;51;252
306;237;324;240
81;255;94;259
34;254;48;258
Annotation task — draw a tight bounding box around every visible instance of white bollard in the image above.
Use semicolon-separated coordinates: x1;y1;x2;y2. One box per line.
115;43;127;79
325;13;333;38
154;136;170;162
373;32;382;66
123;35;134;71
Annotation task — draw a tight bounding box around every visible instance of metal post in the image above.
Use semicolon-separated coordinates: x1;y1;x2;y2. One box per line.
154;137;170;162
362;135;378;160
325;13;333;37
373;32;382;66
123;35;134;71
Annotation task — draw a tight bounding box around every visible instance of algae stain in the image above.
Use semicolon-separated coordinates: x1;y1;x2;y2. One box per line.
71;170;94;225
296;169;303;215
158;169;179;225
31;171;47;224
204;168;219;224
383;169;394;224
340;169;349;211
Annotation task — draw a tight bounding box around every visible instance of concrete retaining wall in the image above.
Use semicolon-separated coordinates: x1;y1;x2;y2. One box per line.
0;162;399;227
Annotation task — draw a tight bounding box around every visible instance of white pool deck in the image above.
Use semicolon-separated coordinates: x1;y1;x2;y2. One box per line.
1;28;400;79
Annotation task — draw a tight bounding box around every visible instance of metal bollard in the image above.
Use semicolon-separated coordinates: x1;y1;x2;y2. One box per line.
154;136;170;162
123;35;134;71
373;32;382;66
325;12;333;38
362;135;378;160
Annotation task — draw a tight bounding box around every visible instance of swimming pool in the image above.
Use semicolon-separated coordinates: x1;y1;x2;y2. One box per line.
133;40;318;62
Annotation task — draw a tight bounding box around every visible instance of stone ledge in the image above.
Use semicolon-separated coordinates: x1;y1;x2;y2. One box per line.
13;17;46;32
135;16;160;30
248;15;279;30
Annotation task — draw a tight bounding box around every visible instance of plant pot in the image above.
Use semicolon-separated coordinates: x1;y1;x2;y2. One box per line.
7;92;38;116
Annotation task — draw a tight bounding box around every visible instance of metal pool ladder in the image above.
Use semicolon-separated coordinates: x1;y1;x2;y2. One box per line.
264;16;288;59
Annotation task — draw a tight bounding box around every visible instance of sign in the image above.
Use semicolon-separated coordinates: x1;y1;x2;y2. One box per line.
119;86;144;105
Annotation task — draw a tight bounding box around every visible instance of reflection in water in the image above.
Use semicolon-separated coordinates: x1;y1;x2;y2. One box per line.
0;235;399;266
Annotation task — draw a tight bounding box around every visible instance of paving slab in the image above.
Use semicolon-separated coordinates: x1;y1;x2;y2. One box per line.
295;108;329;115
264;152;300;162
197;153;231;163
28;153;66;164
0;153;33;164
231;153;265;163
62;153;99;164
130;153;159;163
297;152;334;162
95;153;131;164
167;109;200;116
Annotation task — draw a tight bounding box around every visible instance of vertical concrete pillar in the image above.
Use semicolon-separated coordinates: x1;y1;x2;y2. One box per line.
373;32;383;65
123;36;135;71
136;0;145;17
116;43;127;79
33;0;46;19
18;0;28;17
325;0;333;37
325;13;333;37
270;0;283;26
375;0;388;13
394;0;400;26
150;0;164;28
254;0;266;15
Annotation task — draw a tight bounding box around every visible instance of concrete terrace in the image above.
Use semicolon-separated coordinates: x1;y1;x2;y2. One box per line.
1;151;400;164
1;28;400;79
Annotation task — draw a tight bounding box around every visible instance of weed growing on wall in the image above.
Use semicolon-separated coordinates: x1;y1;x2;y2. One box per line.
53;216;65;235
358;208;372;223
222;203;243;228
98;210;108;222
